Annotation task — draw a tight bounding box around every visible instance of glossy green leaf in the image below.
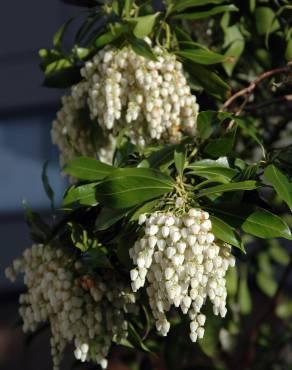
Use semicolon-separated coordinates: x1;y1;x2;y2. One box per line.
174;146;186;177
234;117;265;156
62;183;98;206
171;0;225;13
205;204;292;240
95;168;175;209
132;13;160;38
95;207;129;230
128;323;152;353
173;4;238;20
131;37;157;60
196;180;258;199
63;157;114;181
188;164;238;182
242;208;292;240
264;164;292;210
176;49;227;65
210;215;244;251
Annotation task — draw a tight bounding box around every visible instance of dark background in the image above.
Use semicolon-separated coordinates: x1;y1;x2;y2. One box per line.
0;1;80;368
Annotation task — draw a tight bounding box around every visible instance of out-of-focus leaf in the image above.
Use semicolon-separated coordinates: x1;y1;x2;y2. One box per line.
239;270;252;315
256;272;277;297
255;7;280;36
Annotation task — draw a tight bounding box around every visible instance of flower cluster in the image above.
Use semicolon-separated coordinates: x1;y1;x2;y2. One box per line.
129;208;235;341
82;42;199;146
51;82;115;168
5;244;136;370
52;41;199;169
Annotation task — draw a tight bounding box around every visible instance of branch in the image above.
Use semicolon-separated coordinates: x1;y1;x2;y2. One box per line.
221;63;292;113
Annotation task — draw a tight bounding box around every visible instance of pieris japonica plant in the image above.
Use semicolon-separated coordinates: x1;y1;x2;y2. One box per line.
6;0;292;369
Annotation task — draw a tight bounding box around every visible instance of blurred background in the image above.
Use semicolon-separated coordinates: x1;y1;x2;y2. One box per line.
0;1;79;368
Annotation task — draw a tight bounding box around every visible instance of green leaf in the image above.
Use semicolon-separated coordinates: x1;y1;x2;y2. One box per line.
176;49;227;65
242;208;292;240
62;183;98;206
83;248;113;269
276;301;292;319
264;164;292;210
22;201;51;243
128;323;152;353
173;4;238;20
171;0;225;13
255;7;280;36
41;161;54;210
132;13;160;38
95;168;174;209
174;146;186;177
256;272;277;297
63;157;114;181
141;144;177;170
210;215;244;251
269;242;290;266
188;164;238;182
205;204;292;240
223;39;244;76
186;63;230;100
239;271;252;315
131;37;157;60
226;267;237;296
53;17;74;48
204;126;237;157
234;117;265;156
95;24;129;48
95;207;129;230
197;110;218;140
123;0;134;17
196;181;258;199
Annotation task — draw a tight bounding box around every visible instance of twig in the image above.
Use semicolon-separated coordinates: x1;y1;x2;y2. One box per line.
221;64;292;113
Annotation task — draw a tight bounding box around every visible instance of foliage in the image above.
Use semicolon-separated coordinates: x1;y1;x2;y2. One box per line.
16;0;292;370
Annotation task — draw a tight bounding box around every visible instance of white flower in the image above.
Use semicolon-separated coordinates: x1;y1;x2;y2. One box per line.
129;208;235;341
6;244;137;369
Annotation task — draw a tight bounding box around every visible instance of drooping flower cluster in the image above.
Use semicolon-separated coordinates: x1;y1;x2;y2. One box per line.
52;41;199;168
129;208;235;342
5;244;136;370
51;82;115;168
